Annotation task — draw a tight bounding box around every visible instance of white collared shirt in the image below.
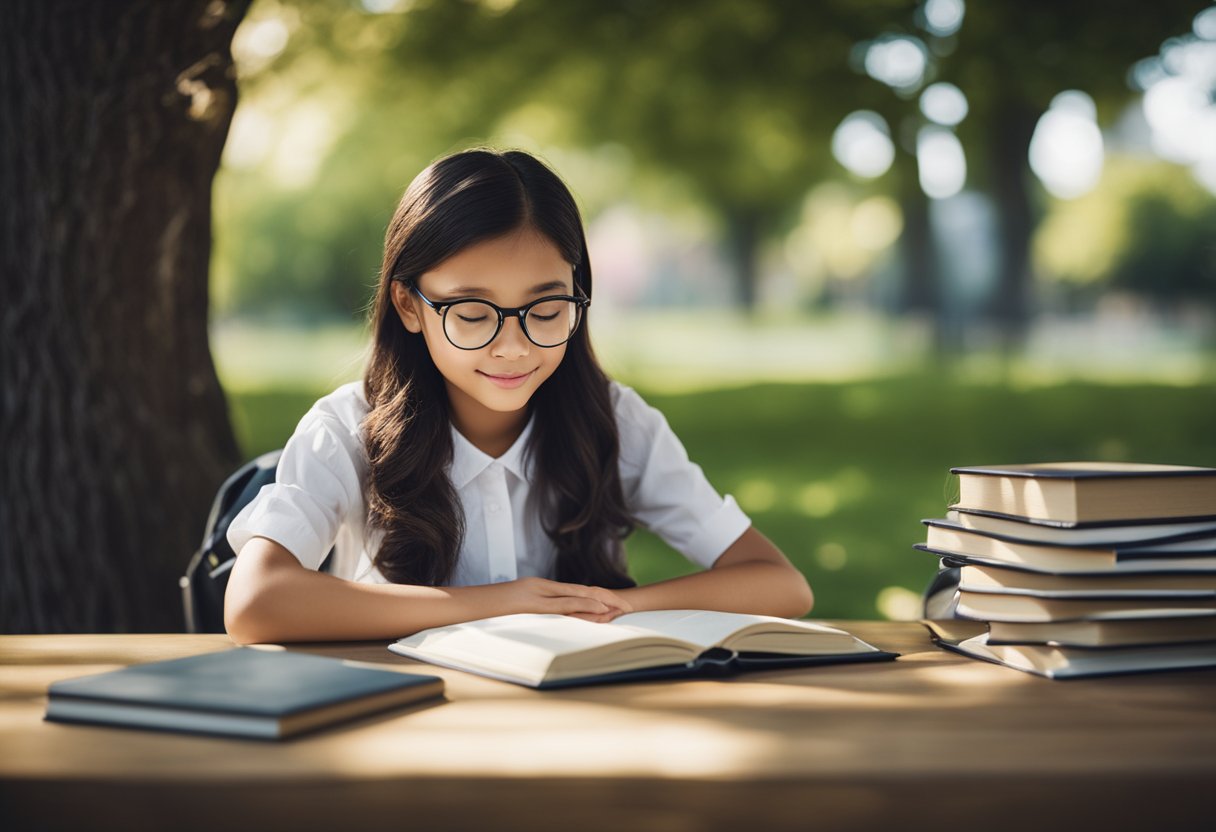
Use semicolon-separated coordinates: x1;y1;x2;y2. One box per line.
227;380;751;585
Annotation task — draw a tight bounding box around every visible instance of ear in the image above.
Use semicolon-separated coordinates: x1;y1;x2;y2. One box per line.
390;282;423;334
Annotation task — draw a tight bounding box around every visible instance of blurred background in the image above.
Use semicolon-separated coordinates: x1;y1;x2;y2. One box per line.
211;0;1216;620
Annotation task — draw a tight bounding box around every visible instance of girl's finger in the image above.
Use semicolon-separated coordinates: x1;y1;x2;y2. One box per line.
590;588;624;606
567;611;613;623
548;581;597;598
558;598;609;615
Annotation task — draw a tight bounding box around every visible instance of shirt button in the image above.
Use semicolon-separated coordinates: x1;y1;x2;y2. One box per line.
487;502;500;513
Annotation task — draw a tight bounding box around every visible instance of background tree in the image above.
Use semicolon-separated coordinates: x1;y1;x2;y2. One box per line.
939;0;1210;343
387;0;909;310
249;0;906;312
1;0;249;632
215;1;1213;329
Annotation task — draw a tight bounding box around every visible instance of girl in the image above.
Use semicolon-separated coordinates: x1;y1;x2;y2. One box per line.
224;148;813;644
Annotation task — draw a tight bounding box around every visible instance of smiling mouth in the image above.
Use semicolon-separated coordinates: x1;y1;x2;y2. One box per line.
479;370;534;380
477;370;537;388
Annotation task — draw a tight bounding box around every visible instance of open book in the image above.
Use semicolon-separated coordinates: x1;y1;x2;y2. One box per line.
388;610;896;689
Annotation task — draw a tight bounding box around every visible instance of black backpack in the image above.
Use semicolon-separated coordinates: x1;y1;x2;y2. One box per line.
922;562;961;619
180;449;333;633
181;449;280;633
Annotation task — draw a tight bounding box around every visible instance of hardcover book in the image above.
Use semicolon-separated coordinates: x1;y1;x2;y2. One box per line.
942;632;1216;679
45;647;445;740
956;589;1216;623
950;462;1216;526
918;522;1216;574
944;509;1216;544
957;563;1216;597
985;617;1216;649
388;610;897;689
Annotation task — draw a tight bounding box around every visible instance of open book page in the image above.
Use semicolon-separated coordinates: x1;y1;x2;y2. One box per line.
612;610;871;655
391;614;704;686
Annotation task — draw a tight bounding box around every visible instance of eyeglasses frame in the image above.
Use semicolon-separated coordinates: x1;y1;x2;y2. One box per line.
408;283;591;350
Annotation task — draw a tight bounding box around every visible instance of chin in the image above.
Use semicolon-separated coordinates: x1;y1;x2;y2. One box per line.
471;384;538;413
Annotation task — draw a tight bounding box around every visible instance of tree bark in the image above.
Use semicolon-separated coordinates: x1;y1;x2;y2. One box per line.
1;0;249;632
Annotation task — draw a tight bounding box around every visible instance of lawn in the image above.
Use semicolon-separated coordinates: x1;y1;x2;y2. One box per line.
226;372;1216;620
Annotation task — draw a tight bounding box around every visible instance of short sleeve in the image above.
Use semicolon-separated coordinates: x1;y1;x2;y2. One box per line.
226;411;366;571
614;383;751;569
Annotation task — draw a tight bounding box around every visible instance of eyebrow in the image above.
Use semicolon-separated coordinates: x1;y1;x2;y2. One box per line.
441;280;570;297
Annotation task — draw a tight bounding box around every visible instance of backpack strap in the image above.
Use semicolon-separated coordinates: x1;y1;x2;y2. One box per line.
182;449;334;633
922;561;961;620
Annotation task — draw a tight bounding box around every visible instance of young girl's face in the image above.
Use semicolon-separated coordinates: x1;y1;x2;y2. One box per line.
391;226;576;429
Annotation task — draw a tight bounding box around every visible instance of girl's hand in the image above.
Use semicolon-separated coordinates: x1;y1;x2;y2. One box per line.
566;585;634;624
491;577;632;623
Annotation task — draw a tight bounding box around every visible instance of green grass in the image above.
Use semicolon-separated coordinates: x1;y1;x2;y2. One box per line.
226;373;1216;620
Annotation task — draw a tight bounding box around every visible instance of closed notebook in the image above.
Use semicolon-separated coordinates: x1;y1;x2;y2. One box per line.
950;462;1216;526
388;610;897;689
45;647;445;740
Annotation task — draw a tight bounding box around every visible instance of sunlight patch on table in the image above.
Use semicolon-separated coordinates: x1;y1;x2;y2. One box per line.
326;699;799;777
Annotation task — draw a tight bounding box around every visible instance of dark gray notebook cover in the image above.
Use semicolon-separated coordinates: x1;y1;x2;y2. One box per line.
46;647;442;717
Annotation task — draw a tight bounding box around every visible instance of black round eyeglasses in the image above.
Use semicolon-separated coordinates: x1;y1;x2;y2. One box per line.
410;285;590;350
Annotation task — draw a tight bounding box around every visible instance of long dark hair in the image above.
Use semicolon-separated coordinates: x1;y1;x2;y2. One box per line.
362;149;636;589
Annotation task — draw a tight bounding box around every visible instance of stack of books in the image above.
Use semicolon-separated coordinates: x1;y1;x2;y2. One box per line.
916;462;1216;678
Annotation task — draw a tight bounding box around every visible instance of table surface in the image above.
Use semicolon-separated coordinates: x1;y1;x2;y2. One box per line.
2;622;1214;831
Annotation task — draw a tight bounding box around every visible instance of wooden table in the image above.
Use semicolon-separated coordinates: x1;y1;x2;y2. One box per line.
1;622;1213;831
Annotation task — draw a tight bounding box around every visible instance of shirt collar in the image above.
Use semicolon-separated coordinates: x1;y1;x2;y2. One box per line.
449;415;535;489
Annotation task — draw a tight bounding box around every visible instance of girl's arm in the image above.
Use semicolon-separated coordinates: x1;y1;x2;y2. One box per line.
616;527;814;619
224;537;625;644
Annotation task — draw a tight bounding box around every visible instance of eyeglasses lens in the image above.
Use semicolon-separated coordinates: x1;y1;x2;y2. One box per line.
443;300;579;349
523;299;578;347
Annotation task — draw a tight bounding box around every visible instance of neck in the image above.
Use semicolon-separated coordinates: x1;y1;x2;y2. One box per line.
445;382;529;457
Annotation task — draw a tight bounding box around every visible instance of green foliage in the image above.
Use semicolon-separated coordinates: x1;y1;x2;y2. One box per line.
227;372;1216;619
1034;156;1216;304
942;0;1208;178
213;0;1216;321
1112;191;1216;302
386;0;908;221
215;0;914;318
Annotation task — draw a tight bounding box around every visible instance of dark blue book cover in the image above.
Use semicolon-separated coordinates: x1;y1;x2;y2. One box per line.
45;647;444;739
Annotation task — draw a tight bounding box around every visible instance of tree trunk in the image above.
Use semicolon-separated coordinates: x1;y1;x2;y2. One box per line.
897;164;938;316
987;100;1041;348
894;155;953;353
1;0;249;632
726;208;761;311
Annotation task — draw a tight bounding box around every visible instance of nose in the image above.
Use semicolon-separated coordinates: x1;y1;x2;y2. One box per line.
489;314;531;359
